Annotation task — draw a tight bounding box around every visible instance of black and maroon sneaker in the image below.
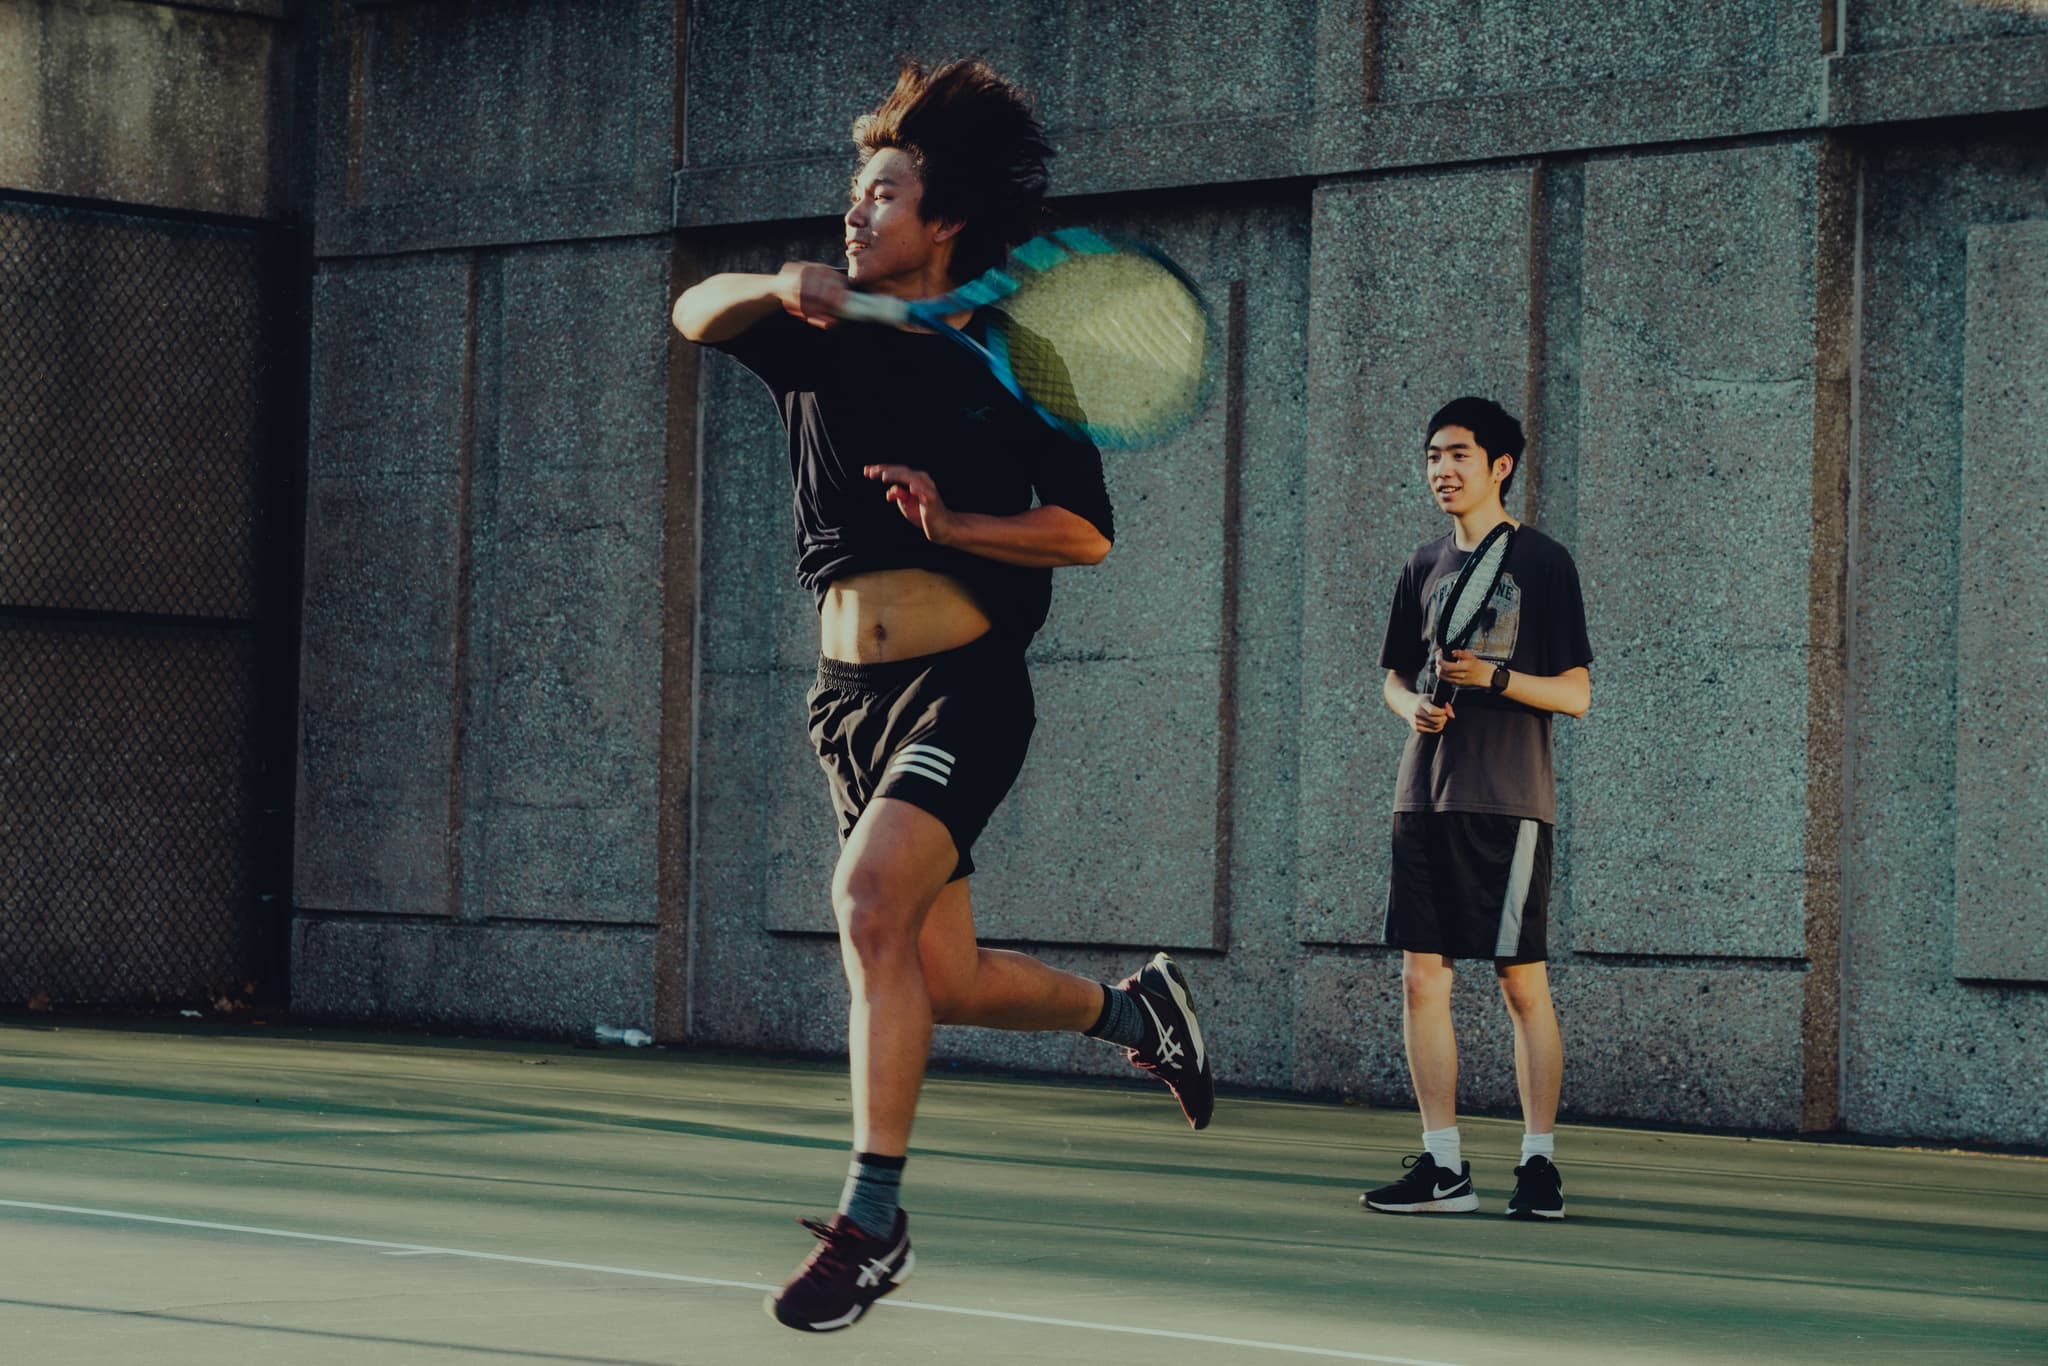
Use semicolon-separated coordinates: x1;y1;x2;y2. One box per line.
1115;952;1215;1130
765;1211;914;1332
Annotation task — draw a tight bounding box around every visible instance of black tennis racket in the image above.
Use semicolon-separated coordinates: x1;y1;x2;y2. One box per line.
830;227;1212;449
1429;522;1515;707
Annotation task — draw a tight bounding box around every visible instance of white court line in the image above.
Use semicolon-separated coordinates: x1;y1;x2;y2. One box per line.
2;1198;1466;1366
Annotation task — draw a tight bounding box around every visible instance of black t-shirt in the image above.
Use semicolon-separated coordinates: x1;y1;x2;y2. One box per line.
1377;524;1593;824
710;308;1115;643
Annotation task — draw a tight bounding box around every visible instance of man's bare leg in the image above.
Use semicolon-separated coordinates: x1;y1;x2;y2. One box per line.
1497;960;1561;1134
918;856;1214;1129
1498;959;1566;1218
1362;950;1476;1212
1401;950;1459;1131
916;878;1101;1031
831;797;959;1157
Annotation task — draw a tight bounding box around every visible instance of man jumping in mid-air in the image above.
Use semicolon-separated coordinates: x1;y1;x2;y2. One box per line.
671;58;1214;1332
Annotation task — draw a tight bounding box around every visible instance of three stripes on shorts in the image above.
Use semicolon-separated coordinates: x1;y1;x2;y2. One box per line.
885;743;955;787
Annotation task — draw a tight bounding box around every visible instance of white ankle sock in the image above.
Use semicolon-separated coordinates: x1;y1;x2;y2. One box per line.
1422;1125;1462;1173
1521;1131;1555;1164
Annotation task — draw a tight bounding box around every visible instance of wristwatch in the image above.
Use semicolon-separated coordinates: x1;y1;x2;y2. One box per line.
1488;664;1511;695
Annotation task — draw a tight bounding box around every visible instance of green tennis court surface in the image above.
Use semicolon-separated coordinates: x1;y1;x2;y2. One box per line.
2;1021;2040;1365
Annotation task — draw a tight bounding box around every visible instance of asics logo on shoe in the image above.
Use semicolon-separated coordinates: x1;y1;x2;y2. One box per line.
853;1232;908;1289
1153;961;1207;1071
1136;995;1185;1069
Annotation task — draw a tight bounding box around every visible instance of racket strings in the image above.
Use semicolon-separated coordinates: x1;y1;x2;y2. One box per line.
1440;537;1511;650
1444;572;1496;639
993;251;1208;442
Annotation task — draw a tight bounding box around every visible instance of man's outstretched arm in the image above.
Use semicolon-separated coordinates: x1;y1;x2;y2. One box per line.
671;263;848;342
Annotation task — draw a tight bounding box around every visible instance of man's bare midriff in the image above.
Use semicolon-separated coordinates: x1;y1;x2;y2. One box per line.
819;568;992;663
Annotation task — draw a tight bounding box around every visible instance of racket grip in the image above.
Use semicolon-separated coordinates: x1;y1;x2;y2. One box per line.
1429;679;1456;709
832;291;913;327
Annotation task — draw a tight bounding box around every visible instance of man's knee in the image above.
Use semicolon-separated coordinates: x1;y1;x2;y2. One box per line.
1497;966;1552;1019
1401;955;1454;1009
832;866;918;966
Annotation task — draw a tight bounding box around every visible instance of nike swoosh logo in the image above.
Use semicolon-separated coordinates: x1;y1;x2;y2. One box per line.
1432;1182;1465;1199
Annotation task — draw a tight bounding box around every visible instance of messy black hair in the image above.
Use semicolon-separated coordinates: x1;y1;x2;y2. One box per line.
1426;396;1526;500
852;58;1053;283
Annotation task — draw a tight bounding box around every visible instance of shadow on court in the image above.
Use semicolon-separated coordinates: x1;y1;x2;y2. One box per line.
2;1021;2041;1365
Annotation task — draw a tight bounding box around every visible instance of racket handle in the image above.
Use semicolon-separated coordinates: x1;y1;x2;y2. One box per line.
1429;679;1456;709
832;291;913;327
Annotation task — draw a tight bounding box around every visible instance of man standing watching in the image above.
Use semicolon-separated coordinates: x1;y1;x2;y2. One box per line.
1363;397;1591;1221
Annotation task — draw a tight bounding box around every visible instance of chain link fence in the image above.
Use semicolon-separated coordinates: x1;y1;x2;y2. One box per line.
0;193;298;1010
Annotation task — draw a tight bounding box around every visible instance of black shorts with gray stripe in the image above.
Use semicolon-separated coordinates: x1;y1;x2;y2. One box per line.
1383;812;1552;964
807;632;1035;883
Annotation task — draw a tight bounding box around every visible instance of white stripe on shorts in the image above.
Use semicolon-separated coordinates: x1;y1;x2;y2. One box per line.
887;758;952;786
1495;818;1540;958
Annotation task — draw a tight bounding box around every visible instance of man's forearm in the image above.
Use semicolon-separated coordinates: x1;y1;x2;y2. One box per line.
938;506;1110;568
1499;666;1590;718
671;272;784;343
1383;672;1422;721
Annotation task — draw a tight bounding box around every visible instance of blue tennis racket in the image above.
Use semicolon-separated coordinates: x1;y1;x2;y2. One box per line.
831;227;1212;450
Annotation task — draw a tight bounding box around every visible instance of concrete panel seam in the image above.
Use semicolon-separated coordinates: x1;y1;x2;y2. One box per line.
1571;952;1812;971
655;237;704;1044
1824;36;2048;126
146;2;290;16
1836;143;1867;1125
1210;280;1247;953
344;13;365;208
765;927;1225;955
1359;0;1382;105
1311;63;1825;180
1797;135;1856;1132
1524;159;1547;526
445;255;480;922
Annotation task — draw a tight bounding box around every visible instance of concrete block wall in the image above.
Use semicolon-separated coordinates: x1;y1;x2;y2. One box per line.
290;1;2048;1144
1841;125;2048;1144
0;0;289;220
289;2;695;1037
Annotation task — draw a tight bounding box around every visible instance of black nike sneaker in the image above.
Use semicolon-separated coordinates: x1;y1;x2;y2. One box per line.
765;1211;914;1332
1115;952;1215;1129
1505;1154;1566;1220
1361;1152;1479;1213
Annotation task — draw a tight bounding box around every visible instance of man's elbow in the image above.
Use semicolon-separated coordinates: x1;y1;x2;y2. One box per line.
671;291;709;342
1072;532;1112;566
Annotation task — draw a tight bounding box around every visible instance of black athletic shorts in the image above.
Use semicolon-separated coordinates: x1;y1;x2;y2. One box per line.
806;632;1035;882
1383;811;1552;965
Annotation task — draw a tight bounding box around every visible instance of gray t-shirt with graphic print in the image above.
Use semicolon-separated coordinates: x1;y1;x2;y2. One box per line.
1377;525;1592;825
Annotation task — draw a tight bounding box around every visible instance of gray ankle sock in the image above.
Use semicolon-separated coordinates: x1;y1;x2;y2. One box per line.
1083;982;1146;1048
837;1151;905;1239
